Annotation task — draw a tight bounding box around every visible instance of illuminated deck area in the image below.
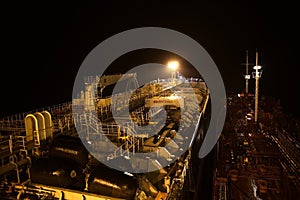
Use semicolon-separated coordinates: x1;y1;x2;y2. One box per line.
0;75;209;200
213;94;300;200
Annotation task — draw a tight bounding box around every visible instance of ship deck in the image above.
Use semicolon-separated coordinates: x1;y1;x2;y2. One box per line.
213;94;300;199
0;76;209;200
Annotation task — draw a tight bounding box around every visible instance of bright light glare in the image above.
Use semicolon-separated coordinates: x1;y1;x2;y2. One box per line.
253;65;262;70
167;61;179;70
124;172;134;176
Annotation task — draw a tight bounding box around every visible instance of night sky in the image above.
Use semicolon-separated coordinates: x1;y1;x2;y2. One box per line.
1;1;299;118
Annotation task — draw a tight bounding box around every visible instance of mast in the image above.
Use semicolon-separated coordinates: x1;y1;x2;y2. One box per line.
245;50;250;94
253;50;262;123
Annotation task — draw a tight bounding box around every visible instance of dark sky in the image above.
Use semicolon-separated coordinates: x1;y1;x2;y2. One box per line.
1;1;299;118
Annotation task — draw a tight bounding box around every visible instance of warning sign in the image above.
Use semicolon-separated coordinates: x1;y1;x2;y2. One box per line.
145;96;184;108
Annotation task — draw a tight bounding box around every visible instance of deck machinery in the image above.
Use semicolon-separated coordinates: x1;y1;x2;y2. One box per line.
213;94;300;200
0;73;209;200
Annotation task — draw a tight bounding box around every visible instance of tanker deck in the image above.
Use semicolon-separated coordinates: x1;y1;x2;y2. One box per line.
213;94;300;199
0;74;210;200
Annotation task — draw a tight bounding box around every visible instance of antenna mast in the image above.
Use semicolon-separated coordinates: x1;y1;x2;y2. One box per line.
244;50;250;94
253;50;263;123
